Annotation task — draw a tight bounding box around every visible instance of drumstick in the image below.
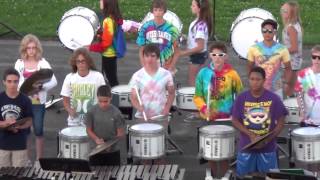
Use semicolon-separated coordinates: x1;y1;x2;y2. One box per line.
206;83;211;121
134;87;147;121
297;91;307;121
71;38;82;46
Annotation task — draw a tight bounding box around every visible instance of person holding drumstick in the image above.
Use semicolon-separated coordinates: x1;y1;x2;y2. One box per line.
232;66;288;177
60;48;105;127
281;1;303;94
295;45;320;127
247;19;293;99
129;44;175;131
136;0;179;74
88;0;123;87
0;68;33;167
85;85;125;165
179;0;212;86
14;34;57;162
193;42;243;177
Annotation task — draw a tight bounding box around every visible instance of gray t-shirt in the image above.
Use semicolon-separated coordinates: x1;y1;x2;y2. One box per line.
85;104;125;150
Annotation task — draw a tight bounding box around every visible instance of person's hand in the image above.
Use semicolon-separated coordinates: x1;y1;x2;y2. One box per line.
137;105;144;113
162;106;170;116
95;138;104;145
5;117;16;127
67;108;77;118
247;132;259;143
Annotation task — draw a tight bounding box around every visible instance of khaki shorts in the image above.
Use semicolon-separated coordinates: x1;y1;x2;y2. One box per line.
0;149;28;167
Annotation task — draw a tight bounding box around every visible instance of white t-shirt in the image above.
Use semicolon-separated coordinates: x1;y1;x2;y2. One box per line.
129;67;174;118
60;70;105;126
187;19;208;52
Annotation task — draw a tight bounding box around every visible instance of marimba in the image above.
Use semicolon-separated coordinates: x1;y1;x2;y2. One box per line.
0;164;185;180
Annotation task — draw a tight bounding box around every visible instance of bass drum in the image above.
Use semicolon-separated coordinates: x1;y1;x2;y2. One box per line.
57;6;100;50
140;10;183;33
230;8;276;59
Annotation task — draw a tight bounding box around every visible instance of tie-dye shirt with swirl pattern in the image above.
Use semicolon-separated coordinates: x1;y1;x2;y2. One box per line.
295;67;320;124
136;20;179;66
247;42;290;92
194;63;243;120
129;67;174;118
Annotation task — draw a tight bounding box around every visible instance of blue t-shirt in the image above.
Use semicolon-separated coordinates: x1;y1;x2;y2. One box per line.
232;90;288;153
0;92;33;150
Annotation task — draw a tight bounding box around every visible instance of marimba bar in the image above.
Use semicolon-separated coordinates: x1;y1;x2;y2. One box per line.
0;164;185;180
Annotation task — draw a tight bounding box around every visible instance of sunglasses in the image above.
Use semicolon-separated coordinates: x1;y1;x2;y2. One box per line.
210;53;226;57
261;28;275;34
312;55;320;60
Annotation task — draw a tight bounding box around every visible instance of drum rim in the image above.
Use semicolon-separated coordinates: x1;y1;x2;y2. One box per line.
292;127;320;138
199;125;235;134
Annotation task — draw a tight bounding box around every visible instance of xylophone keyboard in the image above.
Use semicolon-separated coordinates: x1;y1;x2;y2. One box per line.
0;164;185;180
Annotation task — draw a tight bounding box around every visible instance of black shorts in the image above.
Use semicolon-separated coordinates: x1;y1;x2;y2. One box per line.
189;52;207;65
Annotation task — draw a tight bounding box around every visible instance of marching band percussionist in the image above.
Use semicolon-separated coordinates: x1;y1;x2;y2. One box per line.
0;68;33;167
85;85;125;165
232;66;288;177
60;48;105;127
136;0;180;75
295;45;320;127
193;42;243;177
129;44;175;131
247;19;293;99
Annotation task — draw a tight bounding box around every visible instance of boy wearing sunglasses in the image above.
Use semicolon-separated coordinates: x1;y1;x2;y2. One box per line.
193;42;243;177
247;19;293;99
295;45;320;127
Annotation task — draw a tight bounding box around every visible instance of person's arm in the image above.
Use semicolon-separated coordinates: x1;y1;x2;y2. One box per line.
286;26;298;54
283;61;293;96
232;117;257;142
163;85;175;115
180;38;205;57
15;117;32;129
62;96;76;118
167;41;180;72
0;119;16;128
87;127;104;145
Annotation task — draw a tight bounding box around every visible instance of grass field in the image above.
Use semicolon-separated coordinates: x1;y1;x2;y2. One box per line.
0;0;319;44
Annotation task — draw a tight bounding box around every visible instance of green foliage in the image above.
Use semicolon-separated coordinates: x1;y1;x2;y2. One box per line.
0;0;319;44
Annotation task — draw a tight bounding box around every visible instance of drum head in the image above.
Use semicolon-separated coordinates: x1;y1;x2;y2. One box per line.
292;127;320;138
111;85;131;94
130;123;163;133
58;15;95;50
230;8;276;59
283;98;298;108
60;126;88;137
200;125;235;134
177;87;195;95
141;10;183;33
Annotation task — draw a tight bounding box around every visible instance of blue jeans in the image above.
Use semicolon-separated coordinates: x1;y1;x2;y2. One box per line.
32;104;45;136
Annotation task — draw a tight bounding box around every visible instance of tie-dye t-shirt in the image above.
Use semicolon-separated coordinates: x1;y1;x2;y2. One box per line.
194;63;243;120
60;70;105;126
187;19;208;52
136;20;179;66
232;90;288;153
129;67;174;118
247;42;290;92
295;67;320;125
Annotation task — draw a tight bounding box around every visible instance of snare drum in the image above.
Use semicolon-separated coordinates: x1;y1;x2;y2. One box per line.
57;6;100;50
176;87;197;111
141;10;183;33
59;126;90;160
230;8;276;59
129;123;165;159
292;127;320;163
283;98;300;124
111;85;131;108
199;125;235;160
